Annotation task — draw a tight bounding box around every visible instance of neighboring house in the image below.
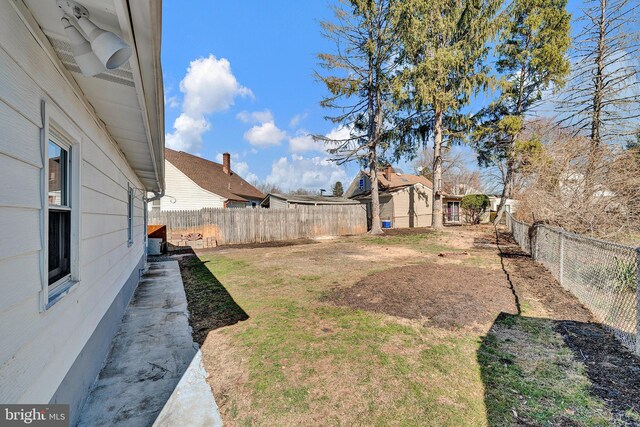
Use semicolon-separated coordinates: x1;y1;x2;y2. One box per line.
346;166;434;228
443;194;517;225
157;149;264;210
488;195;517;214
0;0;164;424
260;193;361;208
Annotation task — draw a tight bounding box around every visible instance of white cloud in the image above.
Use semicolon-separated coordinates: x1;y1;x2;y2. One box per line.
325;125;353;142
165;113;210;151
181;55;252;117
289;132;323;153
164;95;180;109
165;55;251;152
236;109;274;124
163;85;180;109
265;154;350;191
214;152;258;182
244;121;287;147
289;112;308;128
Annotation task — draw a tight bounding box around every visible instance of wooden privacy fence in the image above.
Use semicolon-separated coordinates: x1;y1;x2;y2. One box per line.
148;205;368;248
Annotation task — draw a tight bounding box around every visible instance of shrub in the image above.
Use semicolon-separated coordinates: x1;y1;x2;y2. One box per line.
461;194;490;224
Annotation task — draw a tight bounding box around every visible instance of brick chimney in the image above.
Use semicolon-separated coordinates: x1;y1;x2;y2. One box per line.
222;152;231;175
385;164;392;181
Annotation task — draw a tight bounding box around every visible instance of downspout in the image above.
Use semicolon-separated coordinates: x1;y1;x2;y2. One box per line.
143;190;164;259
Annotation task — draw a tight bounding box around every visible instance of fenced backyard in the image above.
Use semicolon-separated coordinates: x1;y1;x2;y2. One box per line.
506;212;640;355
148;204;368;248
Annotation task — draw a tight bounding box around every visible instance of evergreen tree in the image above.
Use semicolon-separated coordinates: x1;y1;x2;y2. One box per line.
393;0;502;229
316;0;400;234
332;181;345;197
473;0;571;223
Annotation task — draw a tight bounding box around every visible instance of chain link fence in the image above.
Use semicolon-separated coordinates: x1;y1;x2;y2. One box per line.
506;213;640;355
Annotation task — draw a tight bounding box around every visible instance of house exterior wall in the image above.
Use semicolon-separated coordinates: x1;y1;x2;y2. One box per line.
0;1;147;418
488;196;517;213
379;196;394;222
344;171;371;198
161;161;225;210
391;184;433;228
227;200;255;208
269;197;289;209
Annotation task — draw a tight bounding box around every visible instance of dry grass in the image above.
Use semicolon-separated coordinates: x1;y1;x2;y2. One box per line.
181;225;627;426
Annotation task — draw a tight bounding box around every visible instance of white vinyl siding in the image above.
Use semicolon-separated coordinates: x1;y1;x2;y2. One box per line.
0;1;146;405
161;161;226;210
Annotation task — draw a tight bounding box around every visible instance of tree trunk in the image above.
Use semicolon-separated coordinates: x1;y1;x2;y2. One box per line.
432;110;444;230
494;147;515;225
585;0;606;199
369;147;383;234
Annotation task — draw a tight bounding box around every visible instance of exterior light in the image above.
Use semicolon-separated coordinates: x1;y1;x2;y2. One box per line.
75;16;132;70
57;0;132;71
60;15;104;76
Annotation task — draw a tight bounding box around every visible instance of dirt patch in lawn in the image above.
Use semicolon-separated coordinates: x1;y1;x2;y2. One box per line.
197;238;319;252
376;227;436;237
325;263;518;331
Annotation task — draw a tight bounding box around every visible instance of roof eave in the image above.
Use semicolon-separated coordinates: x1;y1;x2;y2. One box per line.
118;0;165;193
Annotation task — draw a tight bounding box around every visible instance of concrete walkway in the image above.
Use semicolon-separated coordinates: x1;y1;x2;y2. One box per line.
78;261;222;427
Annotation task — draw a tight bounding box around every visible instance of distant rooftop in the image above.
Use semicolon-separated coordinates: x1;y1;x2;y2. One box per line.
266;193;360;205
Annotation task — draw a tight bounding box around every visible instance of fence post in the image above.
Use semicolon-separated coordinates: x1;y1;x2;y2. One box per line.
636;247;640;356
559;230;565;287
531;224;538;261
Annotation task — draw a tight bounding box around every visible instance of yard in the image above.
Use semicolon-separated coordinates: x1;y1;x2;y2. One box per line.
178;226;640;426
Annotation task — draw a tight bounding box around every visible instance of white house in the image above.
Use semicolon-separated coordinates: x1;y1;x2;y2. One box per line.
155;148;264;210
346;166;434;228
0;0;164;423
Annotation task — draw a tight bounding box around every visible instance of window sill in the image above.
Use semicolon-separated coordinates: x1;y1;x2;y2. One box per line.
45;277;79;310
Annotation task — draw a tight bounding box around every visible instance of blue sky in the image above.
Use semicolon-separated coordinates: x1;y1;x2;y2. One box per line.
162;0;359;192
161;0;585;192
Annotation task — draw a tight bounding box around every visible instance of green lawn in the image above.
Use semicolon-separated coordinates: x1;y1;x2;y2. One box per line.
181;227;626;426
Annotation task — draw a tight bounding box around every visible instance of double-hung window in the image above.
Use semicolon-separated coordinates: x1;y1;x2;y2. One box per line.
48;137;71;287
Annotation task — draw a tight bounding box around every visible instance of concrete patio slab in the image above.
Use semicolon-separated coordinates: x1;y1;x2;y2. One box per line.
77;261;221;427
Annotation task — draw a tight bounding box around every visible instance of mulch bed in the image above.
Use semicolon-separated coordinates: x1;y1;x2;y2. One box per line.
195;238;319;253
490;229;640;425
556;321;640;425
325;263;519;330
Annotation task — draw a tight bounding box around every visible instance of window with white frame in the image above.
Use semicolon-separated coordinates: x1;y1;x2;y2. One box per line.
127;184;134;246
48;136;71;286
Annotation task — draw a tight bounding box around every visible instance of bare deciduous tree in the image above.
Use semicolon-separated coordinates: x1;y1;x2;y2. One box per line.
515;124;640;243
412;147;483;195
558;0;640;148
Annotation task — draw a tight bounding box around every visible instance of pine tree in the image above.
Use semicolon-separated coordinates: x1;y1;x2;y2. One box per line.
393;0;502;229
316;0;399;234
332;181;345;197
473;0;571;223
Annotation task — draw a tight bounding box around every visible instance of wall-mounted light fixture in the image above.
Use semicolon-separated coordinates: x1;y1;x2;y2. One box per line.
60;15;104;76
57;0;132;76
